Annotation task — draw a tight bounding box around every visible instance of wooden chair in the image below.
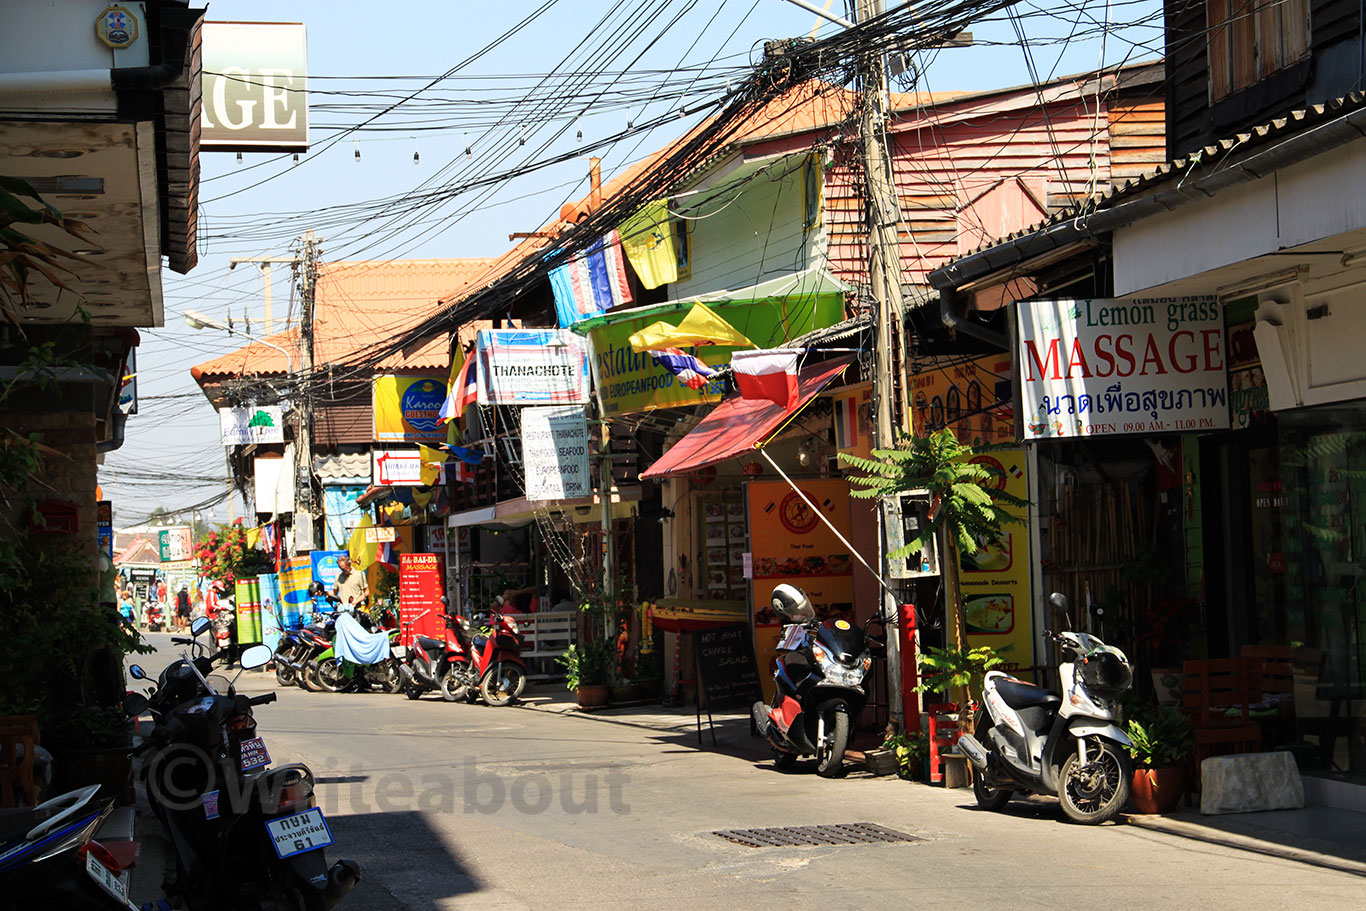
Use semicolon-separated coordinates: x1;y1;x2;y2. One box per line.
0;716;41;808
1181;658;1264;781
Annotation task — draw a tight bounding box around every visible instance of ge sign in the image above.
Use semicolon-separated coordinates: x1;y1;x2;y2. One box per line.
201;22;309;152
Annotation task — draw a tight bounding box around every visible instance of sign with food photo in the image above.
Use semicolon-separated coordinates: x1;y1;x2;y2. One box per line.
957;449;1035;678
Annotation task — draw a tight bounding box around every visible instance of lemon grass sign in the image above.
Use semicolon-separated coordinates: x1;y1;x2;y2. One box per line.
1016;297;1229;440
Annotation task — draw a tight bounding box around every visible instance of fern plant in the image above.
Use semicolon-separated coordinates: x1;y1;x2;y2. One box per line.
840;428;1029;662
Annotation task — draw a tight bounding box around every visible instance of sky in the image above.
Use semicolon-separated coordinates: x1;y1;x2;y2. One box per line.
97;0;1163;526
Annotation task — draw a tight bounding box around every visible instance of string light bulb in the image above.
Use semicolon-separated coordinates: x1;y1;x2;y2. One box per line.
353;140;360;162
236;151;243;164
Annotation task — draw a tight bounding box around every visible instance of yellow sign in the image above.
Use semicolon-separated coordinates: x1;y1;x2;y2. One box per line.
909;355;1014;444
372;375;448;442
747;479;856;700
958;449;1034;678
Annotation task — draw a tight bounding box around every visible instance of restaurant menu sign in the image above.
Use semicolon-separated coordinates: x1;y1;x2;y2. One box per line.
521;406;590;501
477;330;590;405
398;553;443;647
1016;297;1229;440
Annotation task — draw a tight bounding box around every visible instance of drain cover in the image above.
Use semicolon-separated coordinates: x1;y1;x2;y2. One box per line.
712;822;922;848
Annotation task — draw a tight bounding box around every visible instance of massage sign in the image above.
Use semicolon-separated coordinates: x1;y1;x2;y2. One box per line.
1015;297;1230;440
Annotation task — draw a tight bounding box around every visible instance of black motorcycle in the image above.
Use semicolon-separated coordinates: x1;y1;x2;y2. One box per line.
127;620;361;910
752;584;877;777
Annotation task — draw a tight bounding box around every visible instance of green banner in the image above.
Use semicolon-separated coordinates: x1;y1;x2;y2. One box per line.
585;292;844;416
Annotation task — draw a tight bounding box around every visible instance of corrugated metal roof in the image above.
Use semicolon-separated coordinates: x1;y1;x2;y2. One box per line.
192;258;496;381
941;91;1366;269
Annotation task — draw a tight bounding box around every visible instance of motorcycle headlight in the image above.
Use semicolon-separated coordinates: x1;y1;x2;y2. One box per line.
810;643;867;687
505;617;519;634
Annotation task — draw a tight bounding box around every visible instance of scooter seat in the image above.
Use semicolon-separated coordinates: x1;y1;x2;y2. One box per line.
416;636;444;653
994;677;1062;711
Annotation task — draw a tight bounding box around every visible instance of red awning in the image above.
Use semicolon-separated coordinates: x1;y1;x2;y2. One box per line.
640;356;854;480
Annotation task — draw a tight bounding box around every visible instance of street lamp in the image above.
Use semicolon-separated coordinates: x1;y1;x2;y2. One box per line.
184;308;296;372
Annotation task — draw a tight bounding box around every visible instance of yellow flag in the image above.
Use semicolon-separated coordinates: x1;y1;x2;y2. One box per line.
619;200;676;289
418;444;450;486
349;515;376;571
246;526;262;549
628;301;754;352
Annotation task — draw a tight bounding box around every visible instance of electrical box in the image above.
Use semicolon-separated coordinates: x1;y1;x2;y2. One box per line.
883;491;940;579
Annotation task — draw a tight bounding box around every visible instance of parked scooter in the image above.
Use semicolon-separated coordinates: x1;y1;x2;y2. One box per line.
399;602;459;701
128;620;361;909
0;783;133;908
752;584;876;777
147;602;164;633
439;598;527;706
955;593;1135;825
313;607;403;694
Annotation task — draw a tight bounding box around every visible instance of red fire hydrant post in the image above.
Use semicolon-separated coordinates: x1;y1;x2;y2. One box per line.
899;603;919;734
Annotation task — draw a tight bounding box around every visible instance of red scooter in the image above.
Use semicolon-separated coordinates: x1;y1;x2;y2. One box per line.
439;599;527;706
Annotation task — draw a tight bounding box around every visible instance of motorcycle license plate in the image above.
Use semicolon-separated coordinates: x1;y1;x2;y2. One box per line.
239;736;270;771
265;807;334;859
85;850;138;910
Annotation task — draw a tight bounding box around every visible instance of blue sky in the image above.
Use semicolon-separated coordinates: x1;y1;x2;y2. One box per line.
98;0;1161;524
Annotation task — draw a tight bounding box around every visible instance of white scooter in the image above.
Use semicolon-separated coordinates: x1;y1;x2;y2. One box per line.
956;593;1135;824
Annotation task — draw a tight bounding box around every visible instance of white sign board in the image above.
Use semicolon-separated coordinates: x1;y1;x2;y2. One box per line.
1016;297;1229;440
477;330;590;405
220;405;286;446
372;450;432;487
521;406;591;501
201;22;309;151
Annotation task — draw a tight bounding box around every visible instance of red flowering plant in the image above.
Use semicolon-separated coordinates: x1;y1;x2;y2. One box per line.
195;521;274;587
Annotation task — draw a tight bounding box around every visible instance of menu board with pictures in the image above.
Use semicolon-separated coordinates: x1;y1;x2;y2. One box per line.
700;492;748;600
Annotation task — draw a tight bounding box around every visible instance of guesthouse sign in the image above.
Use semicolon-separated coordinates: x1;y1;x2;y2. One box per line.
1015;297;1229;440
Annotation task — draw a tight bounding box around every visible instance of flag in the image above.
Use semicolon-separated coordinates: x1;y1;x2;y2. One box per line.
418;444;451;486
439;346;479;424
628;301;753;352
441;444;484;465
619;200;676;289
549;230;633;327
437;344;467;426
732;348;801;408
648;348;715;390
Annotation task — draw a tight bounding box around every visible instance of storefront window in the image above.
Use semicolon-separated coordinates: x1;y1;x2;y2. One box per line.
1244;405;1366;780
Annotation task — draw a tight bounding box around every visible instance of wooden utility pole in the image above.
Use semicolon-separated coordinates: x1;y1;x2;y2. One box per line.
294;230;319;551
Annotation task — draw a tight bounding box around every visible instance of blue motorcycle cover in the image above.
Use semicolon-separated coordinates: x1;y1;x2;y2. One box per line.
333;611;391;665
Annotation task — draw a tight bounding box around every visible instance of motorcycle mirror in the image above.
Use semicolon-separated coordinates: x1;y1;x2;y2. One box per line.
239;644;272;670
128;664;146;680
122;691;150;717
191;616;211;637
1048;592;1072;630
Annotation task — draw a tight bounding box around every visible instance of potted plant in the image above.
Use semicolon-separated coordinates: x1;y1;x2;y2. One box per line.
914;644;1005;703
1125;700;1195;813
557;640;614;709
883;728;931;781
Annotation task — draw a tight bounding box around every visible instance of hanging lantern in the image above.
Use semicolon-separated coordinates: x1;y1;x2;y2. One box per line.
742;459;762;477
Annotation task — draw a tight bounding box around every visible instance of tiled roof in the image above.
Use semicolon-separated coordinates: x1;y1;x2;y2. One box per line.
938;91;1366;273
191;258;496;382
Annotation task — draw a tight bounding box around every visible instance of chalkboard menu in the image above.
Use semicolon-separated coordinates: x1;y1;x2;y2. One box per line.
692;624;762;709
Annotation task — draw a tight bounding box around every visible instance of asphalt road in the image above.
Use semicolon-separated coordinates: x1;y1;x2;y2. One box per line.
132;633;1364;910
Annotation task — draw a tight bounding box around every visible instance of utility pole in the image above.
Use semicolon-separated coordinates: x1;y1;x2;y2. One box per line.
293;230;320;551
856;0;914;730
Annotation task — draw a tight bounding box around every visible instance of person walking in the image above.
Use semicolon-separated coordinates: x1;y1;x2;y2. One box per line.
175;585;192;632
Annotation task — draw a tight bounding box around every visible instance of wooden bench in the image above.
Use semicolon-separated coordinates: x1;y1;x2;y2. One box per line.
505;610;577;680
1181;658;1264;788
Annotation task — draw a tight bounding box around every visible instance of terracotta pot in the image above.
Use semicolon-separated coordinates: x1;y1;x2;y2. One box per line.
609;685;634;704
576;684;610;710
1130;765;1186;814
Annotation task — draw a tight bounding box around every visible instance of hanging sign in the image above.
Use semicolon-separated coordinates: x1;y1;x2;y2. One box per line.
476;330;590;405
373;376;448;442
364;526;397;544
201;22;309;152
219;405;285;446
521;406;591;501
158;527;193;563
1016;297;1229;440
371;450;437;486
910;355;1015;444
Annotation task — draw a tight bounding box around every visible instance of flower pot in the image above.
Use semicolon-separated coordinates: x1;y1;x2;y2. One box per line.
609;684;635;704
576;684;610;710
1130;765;1186;814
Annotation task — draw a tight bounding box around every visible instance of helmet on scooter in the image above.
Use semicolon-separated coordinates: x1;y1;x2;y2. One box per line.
1079;647;1132;697
771;584;816;623
307;581;325;598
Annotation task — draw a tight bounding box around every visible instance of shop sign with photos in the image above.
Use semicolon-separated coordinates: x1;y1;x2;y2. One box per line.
219;405;285;445
1016;297;1229;440
477;330;590;405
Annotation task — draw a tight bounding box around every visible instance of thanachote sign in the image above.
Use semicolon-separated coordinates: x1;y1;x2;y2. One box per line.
1016;297;1229;440
476;330;589;405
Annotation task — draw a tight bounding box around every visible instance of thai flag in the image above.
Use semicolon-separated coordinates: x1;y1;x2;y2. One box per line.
439;350;479;424
548;231;633;327
649;348;715;390
378;535;398;570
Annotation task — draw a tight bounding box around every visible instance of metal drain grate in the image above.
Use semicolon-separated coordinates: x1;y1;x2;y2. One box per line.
712;822;922;848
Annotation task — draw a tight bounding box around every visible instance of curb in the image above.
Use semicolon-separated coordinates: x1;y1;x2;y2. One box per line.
1125;813;1366;876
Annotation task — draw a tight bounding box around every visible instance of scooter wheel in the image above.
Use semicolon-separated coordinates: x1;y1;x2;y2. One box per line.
440;668;469;703
480;664;524;707
404;681;422;700
317;660;346;693
972;771;1014;810
383;663;404;695
814;699;851;778
772;749;798;770
275;663;296;687
1058;740;1131;825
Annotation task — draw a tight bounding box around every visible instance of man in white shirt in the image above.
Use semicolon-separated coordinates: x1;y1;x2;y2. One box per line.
332;554;369;609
